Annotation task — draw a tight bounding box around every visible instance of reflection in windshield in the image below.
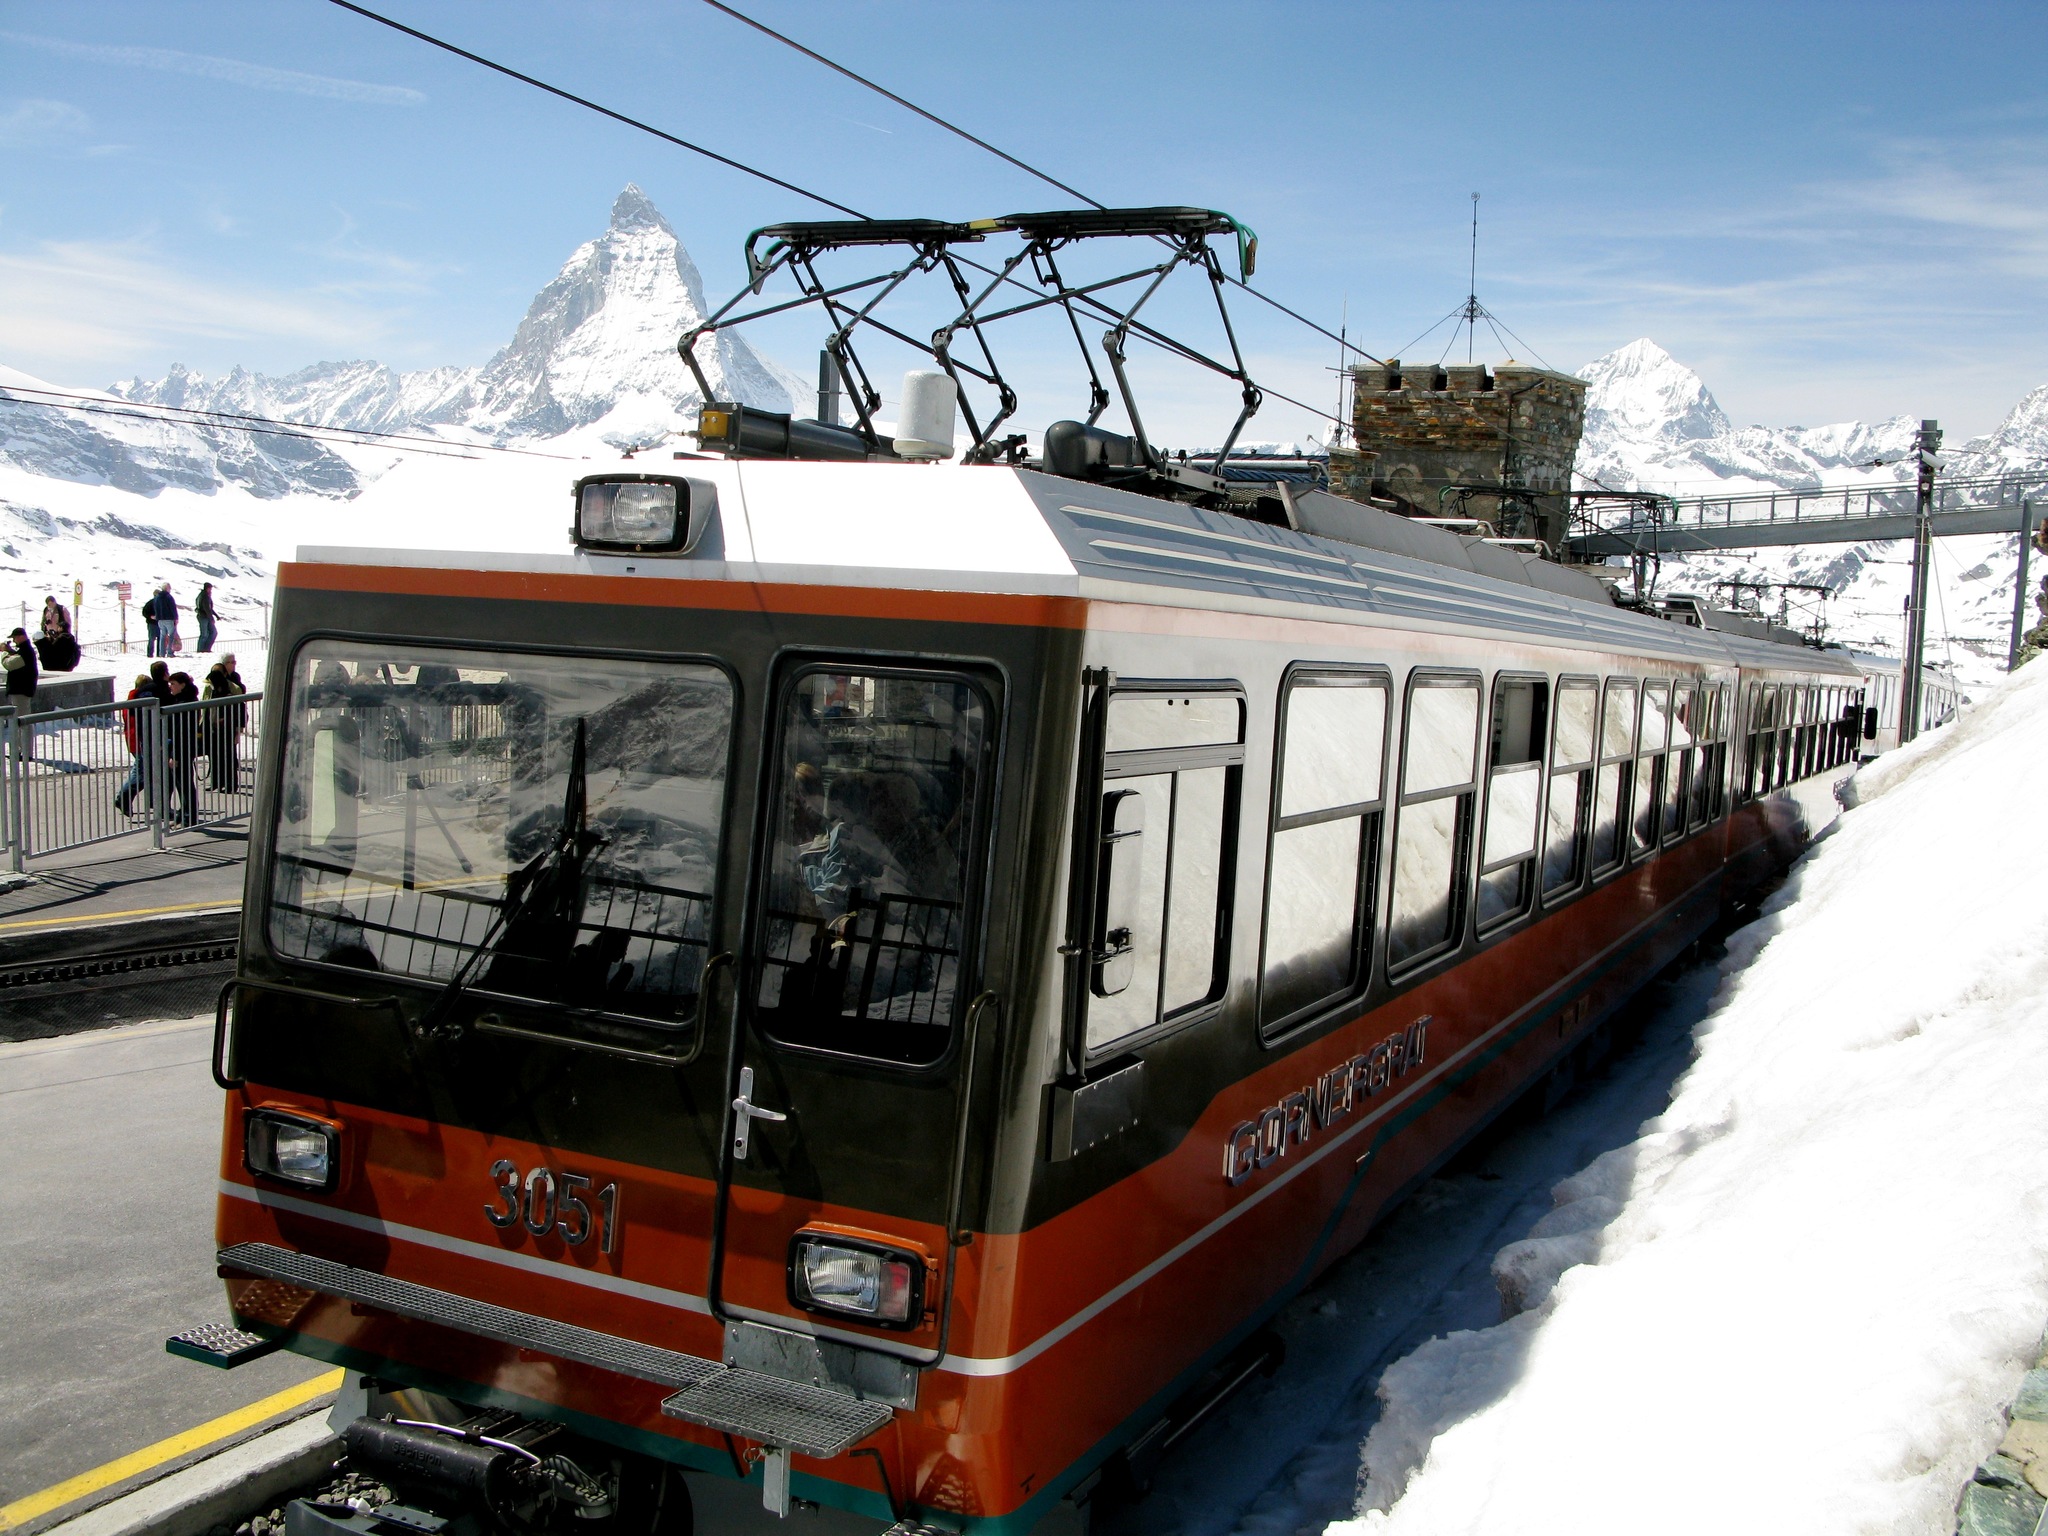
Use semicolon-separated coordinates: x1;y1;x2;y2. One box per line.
754;671;985;1065
269;645;731;1023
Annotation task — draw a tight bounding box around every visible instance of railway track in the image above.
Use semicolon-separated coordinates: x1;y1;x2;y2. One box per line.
0;910;240;1041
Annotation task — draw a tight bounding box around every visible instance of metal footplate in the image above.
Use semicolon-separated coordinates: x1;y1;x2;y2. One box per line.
166;1320;282;1368
217;1242;720;1390
660;1368;893;1459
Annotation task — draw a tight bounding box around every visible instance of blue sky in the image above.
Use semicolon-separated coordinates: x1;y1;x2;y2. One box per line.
3;0;2046;444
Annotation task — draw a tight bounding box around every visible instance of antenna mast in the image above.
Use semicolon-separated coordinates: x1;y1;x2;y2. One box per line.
1463;192;1480;364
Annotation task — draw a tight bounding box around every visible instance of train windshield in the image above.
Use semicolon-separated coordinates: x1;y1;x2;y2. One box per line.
267;641;732;1025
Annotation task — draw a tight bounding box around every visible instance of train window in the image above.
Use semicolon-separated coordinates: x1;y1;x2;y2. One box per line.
1542;677;1598;899
1388;674;1480;972
1087;688;1243;1055
1590;678;1637;877
269;642;734;1028
1631;684;1669;857
1476;675;1549;933
1688;684;1718;829
1664;685;1695;843
753;669;990;1065
1260;672;1388;1034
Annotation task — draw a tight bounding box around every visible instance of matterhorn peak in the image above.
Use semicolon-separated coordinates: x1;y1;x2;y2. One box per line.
609;183;668;234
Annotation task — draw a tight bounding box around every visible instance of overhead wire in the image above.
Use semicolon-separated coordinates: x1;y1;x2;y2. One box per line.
326;0;1348;431
0;383;581;460
695;0;1386;369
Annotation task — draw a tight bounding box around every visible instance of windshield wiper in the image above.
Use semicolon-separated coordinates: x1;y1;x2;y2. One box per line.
416;718;601;1042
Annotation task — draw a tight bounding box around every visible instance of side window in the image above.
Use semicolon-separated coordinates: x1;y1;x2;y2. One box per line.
1542;677;1598;899
1388;674;1480;973
1688;684;1718;829
1260;672;1388;1033
1631;683;1669;857
753;669;989;1065
1591;678;1637;876
1742;682;1765;800
1664;684;1695;843
1476;675;1549;933
1086;689;1243;1056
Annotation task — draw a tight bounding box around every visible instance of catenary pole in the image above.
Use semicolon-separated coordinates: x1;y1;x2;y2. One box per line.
2008;500;2035;671
1899;418;1941;744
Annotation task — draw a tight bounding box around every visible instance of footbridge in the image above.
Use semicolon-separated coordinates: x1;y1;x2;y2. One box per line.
1566;471;2048;557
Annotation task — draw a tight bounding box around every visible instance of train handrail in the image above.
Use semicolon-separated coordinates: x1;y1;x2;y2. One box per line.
213;977;404;1092
924;988;1001;1371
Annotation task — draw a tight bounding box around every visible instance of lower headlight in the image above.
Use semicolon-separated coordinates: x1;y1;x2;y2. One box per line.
245;1110;339;1192
788;1234;923;1329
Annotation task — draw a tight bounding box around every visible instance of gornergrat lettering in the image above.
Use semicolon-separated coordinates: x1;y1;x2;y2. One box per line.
1223;1016;1430;1186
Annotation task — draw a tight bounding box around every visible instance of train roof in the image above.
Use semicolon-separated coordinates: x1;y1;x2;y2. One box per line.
305;457;1863;678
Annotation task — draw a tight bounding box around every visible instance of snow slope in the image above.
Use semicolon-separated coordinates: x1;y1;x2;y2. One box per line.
1338;665;2048;1536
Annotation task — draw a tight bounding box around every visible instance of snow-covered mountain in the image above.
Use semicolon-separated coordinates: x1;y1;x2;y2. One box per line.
1574;339;1922;496
85;184;800;485
1574;340;2048;690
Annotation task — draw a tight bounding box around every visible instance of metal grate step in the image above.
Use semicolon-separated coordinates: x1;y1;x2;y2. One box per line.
166;1320;281;1368
218;1241;719;1391
661;1368;894;1459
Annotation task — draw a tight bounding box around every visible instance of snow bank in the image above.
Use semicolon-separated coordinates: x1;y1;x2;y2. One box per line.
1338;660;2048;1536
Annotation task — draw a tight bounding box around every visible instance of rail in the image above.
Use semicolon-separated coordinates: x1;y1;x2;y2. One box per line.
0;690;263;870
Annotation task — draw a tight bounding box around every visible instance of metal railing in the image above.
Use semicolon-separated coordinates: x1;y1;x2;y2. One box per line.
1;691;263;869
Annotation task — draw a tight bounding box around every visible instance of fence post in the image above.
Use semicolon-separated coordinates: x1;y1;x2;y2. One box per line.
7;712;22;875
146;699;166;852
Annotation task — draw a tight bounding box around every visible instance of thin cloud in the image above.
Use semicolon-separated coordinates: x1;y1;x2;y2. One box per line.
0;97;122;154
0;238;399;379
1;31;424;106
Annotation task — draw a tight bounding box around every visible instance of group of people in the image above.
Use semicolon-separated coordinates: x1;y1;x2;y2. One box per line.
115;654;249;826
138;582;219;658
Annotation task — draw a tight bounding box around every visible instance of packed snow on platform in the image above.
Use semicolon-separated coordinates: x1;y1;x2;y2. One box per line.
1336;661;2048;1535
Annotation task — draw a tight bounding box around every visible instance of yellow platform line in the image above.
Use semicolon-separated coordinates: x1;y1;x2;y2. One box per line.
0;1367;343;1530
0;898;239;934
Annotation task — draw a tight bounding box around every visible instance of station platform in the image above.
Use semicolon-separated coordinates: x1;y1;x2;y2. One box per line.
0;826;249;1041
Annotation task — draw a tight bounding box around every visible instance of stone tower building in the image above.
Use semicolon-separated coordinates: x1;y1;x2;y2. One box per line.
1331;360;1586;551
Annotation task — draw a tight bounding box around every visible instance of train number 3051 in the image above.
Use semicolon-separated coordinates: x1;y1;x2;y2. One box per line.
484;1160;620;1254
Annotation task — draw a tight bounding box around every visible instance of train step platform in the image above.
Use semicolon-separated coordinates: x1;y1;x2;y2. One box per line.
0;825;249;1041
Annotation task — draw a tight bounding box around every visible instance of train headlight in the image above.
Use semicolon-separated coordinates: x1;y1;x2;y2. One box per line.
244;1110;340;1192
571;474;711;555
788;1233;924;1329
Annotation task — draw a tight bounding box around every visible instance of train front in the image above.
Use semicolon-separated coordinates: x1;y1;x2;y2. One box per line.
202;465;1059;1535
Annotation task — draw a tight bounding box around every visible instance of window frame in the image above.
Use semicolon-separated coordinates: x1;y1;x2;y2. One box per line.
1629;679;1671;860
1590;676;1639;881
744;656;1002;1073
1081;678;1246;1066
1385;668;1484;980
1257;664;1392;1042
1539;673;1600;907
1662;681;1696;847
1474;670;1551;938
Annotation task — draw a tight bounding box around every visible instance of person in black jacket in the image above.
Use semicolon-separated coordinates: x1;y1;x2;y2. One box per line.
154;584;180;657
164;670;200;825
202;662;244;792
195;583;217;653
4;628;38;760
141;589;160;657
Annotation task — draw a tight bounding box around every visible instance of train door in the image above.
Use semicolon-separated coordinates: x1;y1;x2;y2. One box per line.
709;660;1001;1364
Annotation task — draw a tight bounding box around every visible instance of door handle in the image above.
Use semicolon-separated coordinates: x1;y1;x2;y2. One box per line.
730;1065;787;1161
